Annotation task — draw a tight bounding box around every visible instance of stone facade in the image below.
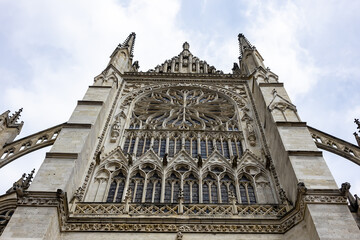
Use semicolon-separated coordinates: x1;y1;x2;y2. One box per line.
1;33;359;239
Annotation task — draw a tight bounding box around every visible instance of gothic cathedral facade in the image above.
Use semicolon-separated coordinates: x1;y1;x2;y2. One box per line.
1;33;360;239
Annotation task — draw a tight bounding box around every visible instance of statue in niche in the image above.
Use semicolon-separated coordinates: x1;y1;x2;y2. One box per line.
110;112;126;142
163;153;168;166
232;155;238;168
197;154;203;168
246;121;256;146
110;120;121;142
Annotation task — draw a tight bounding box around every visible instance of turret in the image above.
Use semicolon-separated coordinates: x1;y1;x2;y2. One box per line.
0;108;24;148
108;32;138;73
237;33;265;75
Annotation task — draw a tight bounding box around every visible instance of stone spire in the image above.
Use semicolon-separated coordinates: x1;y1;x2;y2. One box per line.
237;33;265;75
121;32;136;58
108;32;138;73
238;33;255;61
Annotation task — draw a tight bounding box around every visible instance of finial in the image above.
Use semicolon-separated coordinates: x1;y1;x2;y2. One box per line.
182;42;190;50
353;119;360;146
354;118;360;130
9;108;23;124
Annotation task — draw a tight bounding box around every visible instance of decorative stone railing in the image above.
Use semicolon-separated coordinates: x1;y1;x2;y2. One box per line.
0;123;65;168
308;126;360;166
72;202;288;219
3;183;347;234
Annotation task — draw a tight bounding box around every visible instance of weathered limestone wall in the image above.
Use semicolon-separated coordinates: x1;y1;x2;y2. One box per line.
1;207;60;240
2;78;120;239
249;71;360;239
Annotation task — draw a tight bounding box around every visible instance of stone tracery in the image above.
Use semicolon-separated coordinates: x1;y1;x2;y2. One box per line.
131;88;236;131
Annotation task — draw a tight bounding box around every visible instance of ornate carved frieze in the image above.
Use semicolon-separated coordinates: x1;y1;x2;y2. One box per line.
11;183;349;234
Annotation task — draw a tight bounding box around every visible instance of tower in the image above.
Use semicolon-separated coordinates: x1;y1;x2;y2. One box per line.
1;33;359;239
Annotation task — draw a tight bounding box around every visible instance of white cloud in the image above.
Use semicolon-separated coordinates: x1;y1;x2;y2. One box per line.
0;0;186;194
243;1;320;99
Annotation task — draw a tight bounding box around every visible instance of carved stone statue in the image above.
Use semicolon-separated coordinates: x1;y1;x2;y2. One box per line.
197;154;202;168
163;153;168;166
110;120;121;143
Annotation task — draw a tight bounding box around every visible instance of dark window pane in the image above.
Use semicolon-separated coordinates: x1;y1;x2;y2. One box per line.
240;185;248;204
164;182;171;203
106;180;117;202
144;138;151;153
248;185;256;204
134;181;144;203
154;181;161;203
136;138;144;157
229;183;236;202
216;141;222;154
184;182;190;203
176;139;182;154
128;181;135;201
192;183;199;203
173;182;180;203
192;139;197;158
185;140;191;155
231;141;237;157
129;138;136;155
200;140;206;159
169;139;175;157
223;141;230;159
211;183;218;203
123;138;130;153
221;184;228;203
237;141;243;157
115;181;125;202
207;140;213;156
160;139;166;157
145;181;154;202
203;183;209;203
153;139;159;155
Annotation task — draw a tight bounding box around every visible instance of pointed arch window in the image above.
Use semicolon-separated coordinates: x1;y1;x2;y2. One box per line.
220;174;236;203
239;176;256;204
165;173;180;203
184;173;199;203
145;172;161;203
202;174;217;203
129;172;145;203
106;171;126;203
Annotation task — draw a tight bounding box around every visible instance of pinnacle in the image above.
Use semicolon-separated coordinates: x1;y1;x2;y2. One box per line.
9;108;23;124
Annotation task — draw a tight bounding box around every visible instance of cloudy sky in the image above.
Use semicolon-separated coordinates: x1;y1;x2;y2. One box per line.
0;0;360;195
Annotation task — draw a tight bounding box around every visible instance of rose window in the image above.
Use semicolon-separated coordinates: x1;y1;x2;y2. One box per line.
132;88;235;130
